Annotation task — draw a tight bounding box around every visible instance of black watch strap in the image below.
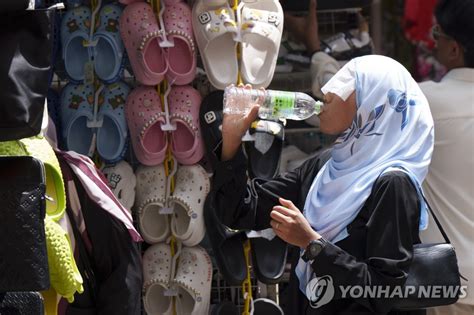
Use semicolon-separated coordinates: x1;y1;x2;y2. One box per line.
302;238;328;262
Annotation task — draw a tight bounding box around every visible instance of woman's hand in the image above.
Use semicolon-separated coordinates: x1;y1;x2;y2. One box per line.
221;84;260;161
270;198;321;249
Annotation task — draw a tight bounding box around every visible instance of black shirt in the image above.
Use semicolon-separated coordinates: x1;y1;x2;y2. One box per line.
212;148;425;315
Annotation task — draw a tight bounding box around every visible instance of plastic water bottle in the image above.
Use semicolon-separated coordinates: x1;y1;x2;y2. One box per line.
223;86;324;121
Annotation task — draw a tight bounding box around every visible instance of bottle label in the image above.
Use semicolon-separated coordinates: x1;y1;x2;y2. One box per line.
270;91;295;117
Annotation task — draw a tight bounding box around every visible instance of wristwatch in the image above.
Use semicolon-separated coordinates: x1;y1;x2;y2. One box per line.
302;238;328;262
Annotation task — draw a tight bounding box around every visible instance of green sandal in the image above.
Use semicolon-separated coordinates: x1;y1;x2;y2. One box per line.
44;216;84;303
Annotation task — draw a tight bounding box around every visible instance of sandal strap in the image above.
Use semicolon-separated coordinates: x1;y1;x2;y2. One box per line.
197;7;238;42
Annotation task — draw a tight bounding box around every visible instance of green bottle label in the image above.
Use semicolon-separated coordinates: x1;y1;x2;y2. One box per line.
270;91;296;117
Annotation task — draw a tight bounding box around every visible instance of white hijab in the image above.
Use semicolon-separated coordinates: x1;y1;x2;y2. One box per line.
297;55;434;297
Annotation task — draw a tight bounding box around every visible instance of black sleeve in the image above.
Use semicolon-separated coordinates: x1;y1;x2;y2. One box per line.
311;172;421;313
79;183;143;315
212;145;302;231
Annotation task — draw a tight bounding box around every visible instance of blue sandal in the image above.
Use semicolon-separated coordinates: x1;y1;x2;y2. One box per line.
60;83;95;156
96;81;130;163
93;4;125;83
60;6;93;83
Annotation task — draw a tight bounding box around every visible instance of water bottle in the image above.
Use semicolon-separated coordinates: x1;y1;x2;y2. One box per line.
223;86;324;121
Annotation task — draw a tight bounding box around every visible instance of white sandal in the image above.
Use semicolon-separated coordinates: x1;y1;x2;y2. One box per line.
173;246;213;315
170;164;210;246
192;0;239;89
239;0;283;88
143;243;173;315
135;164;170;244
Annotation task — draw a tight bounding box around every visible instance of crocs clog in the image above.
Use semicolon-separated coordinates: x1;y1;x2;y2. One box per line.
93;4;126;83
96;81;130;163
60;83;96;156
101;160;136;212
168;85;204;165
169;164;210;246
120;2;168;86
163;1;197;85
173;246;212;315
60;6;93;83
143;243;173;315
126;86;168;166
135;164;170;243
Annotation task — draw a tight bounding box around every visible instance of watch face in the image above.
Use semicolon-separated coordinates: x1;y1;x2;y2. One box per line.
310;243;321;256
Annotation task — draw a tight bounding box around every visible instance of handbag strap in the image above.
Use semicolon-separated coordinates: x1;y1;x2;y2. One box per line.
422;195;451;244
381;166;451;244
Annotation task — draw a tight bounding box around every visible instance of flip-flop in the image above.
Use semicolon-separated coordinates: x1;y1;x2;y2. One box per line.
192;0;239;90
120;2;168;86
173;246;213;315
135;164;170;244
198;91;247;284
199;90;224;172
169;85;205;165
204;192;247;285
240;0;284;88
169;164;210;246
96;81;130;163
0;136;67;222
60;6;92;83
93;4;126;83
244;119;284;179
143;243;173;315
252;298;284;315
125;86;168;166
251;236;287;284
163;1;196;85
60;83;95;156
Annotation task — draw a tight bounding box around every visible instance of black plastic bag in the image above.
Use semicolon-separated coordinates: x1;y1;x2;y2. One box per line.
0;8;54;141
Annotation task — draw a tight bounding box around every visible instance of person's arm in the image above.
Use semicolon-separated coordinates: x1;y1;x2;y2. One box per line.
310;172;421;313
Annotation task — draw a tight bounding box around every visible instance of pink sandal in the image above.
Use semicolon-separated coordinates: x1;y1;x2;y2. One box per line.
125;86;168;165
162;1;196;85
120;2;168;86
168;85;204;165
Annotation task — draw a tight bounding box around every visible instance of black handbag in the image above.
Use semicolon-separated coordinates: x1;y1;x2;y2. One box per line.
0;156;50;292
0;292;44;315
0;7;54;141
393;195;464;310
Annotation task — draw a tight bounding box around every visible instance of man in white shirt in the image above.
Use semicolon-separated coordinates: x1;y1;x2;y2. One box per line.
418;0;474;314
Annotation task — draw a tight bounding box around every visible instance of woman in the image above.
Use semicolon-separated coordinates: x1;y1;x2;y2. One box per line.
212;55;434;314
